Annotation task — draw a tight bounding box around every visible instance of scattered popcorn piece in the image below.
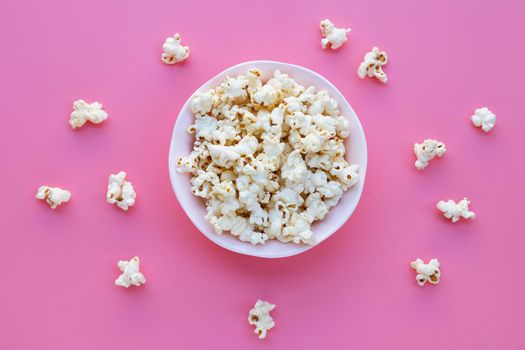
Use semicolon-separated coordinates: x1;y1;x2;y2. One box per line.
437;198;476;223
357;47;388;83
413;139;446;170
248;300;275;339
114;256;145;288
69;100;108;129
320;19;351;50
471;107;496;132
410;258;440;286
36;186;71;209
107;171;136;211
177;69;359;245
161;33;190;64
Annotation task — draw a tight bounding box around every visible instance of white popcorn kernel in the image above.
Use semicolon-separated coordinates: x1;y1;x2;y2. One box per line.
335;116;350;138
212;180;239;216
176;155;196;173
281;212;316;244
268;70;303;97
357;47;388;83
115;256;146;288
246;68;263;96
413;139;446;170
281;150;307;183
208;144;240;168
436;198;476;223
248;300;275;339
330;162;359;190
191;91;214;115
253;83;282;106
189;115;218;141
236;135;259;156
36;186;71;209
410;258;440;286
320;19;351;50
230;216;268;245
161;33;189;64
471;107;496;132
299;86;316;104
69;99;108;129
222;76;248;101
107;171;136;211
306;153;331;170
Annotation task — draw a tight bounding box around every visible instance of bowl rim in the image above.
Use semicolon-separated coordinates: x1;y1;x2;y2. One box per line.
168;60;367;258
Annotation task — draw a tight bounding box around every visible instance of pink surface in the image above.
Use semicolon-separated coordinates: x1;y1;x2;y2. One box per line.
0;0;524;348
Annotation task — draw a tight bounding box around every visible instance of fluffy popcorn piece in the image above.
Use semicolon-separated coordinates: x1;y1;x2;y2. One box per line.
115;256;146;288
330;162;359;190
281;212;315;244
413;139;446;170
207;145;240;168
176;68;359;245
357;47;388;83
281;150;307;183
437;198;476;223
253;83;282;106
248;300;276;339
69;99;108;129
36;186;71;209
222;76;248;101
471;107;496;132
410;258;440;286
161;33;189;64
191;92;214;115
107;171;136;211
320;19;351;50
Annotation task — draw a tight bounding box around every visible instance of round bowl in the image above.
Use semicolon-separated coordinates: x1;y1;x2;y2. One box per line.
169;60;367;258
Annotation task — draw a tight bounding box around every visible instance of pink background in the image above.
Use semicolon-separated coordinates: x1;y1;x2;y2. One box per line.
1;0;524;348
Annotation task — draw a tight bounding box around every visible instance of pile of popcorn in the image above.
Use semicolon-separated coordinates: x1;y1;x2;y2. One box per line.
176;68;359;245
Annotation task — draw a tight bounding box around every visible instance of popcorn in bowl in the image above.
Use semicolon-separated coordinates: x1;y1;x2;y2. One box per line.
176;68;359;246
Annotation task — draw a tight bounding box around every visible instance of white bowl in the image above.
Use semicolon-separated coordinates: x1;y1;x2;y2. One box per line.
169;60;367;258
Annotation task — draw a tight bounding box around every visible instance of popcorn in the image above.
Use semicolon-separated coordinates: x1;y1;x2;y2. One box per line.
190;92;214;115
437;198;476;223
320;19;351;50
471;107;496;132
253;83;282;106
410;258;440;286
177;69;359;245
248;300;275;339
115;256;146;288
357;47;388;83
161;33;189;64
107;171;136;211
207;144;240;168
69;100;108;129
413;139;446;170
222;76;248;101
36;186;71;209
330;162;359;190
281;150;307;183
